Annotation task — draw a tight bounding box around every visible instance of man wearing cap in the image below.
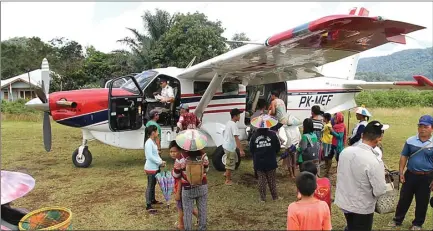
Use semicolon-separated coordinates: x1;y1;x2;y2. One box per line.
223;108;245;185
335;120;389;231
146;109;162;152
146;77;175;118
389;115;433;230
176;103;201;132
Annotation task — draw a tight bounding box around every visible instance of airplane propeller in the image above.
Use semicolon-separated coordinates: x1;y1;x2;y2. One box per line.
25;58;52;152
38;80;52;152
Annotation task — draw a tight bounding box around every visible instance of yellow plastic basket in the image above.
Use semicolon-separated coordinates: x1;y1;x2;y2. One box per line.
18;207;72;230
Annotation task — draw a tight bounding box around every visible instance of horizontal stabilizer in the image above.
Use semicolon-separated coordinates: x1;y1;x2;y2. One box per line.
344;75;433;90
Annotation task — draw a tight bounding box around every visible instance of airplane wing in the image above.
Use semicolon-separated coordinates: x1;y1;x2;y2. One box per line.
184;13;425;117
178;15;425;86
343;75;433;90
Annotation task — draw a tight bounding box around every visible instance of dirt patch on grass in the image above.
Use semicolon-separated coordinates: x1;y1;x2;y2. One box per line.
226;208;257;226
237;173;257;188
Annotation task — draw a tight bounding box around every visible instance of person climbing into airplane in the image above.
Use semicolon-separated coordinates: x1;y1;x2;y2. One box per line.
268;90;301;170
348;105;371;146
176;103;201;133
145;76;175;119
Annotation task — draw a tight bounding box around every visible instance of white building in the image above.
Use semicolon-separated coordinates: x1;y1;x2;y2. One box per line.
1;69;45;101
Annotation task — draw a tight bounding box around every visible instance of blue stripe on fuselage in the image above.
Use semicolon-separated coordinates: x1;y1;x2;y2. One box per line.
56;110;109;128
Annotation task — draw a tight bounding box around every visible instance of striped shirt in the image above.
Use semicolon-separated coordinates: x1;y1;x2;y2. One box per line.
312;117;324;140
172;151;209;189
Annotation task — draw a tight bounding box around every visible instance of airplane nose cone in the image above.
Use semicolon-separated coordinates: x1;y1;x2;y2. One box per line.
25;97;49;111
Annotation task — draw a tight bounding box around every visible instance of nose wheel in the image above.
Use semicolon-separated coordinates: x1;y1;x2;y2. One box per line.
72;146;93;168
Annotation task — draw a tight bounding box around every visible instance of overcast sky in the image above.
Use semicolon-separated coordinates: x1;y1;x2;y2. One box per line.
1;2;432;58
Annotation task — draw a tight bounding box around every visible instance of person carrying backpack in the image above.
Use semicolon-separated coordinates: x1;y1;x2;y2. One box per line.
297;118;320;175
172;129;209;231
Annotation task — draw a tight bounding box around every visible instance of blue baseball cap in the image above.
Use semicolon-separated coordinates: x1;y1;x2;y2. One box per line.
418;115;433;126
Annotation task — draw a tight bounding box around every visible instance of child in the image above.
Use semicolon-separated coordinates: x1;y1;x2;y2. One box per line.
321;113;334;177
144;125;166;212
297;118;320;174
329;112;346;164
287;172;332;230
298;161;332;212
169;141;198;230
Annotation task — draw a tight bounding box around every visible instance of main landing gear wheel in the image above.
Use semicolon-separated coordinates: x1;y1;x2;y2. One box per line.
212;145;241;172
72;147;93;168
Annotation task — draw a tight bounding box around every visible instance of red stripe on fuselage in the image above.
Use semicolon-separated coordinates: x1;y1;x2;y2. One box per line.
188;102;245;109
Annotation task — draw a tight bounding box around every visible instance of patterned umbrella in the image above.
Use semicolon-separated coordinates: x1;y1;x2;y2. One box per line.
251;114;278;129
175;129;208;151
1;170;35;205
155;170;175;206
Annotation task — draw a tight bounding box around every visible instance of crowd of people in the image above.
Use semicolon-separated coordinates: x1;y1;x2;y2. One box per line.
142;80;433;231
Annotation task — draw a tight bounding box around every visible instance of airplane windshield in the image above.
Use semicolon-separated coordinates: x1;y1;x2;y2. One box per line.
121;70;158;93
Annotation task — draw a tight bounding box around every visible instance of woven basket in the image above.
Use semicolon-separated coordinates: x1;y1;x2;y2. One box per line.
18;207;72;230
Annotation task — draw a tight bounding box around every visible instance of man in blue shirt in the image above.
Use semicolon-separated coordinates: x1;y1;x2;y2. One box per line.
389;115;433;230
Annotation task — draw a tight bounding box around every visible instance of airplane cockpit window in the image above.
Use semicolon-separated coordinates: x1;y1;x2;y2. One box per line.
121;70;158;93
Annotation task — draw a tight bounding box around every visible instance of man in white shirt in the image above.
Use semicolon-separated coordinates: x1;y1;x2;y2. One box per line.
335;120;389;231
223;108;245;185
154;77;174;104
146;77;175;119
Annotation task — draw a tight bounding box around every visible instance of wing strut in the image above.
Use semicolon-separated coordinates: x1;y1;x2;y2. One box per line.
193;72;227;119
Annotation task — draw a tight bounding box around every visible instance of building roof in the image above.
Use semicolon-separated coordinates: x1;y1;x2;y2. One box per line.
0;69;49;89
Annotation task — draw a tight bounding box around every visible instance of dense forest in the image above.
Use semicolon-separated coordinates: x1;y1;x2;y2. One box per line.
356;47;433;81
1;8;432;93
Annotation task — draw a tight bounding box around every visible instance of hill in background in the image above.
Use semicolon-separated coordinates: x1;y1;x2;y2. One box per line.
356;47;433;81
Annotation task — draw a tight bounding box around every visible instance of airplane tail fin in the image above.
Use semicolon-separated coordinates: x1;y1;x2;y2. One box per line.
315;7;369;80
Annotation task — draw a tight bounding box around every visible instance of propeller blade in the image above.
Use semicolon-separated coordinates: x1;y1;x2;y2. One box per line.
43;112;52;152
35;87;48;103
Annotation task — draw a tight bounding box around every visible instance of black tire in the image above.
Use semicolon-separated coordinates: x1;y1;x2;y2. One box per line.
72;147;93;168
211;145;241;172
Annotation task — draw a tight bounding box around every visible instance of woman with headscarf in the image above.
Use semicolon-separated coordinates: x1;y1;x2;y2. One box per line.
323;112;347;175
348;106;371;146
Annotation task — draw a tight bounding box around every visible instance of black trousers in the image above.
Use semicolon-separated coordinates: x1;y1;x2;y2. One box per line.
145;173;157;206
344;212;374;231
393;170;433;227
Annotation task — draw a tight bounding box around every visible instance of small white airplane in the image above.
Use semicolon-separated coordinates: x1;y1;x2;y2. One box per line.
25;7;432;170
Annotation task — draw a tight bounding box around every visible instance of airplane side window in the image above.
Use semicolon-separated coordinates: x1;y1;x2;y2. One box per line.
193;81;209;95
222;82;239;95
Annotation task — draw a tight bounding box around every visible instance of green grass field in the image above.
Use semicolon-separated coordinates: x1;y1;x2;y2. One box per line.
1;107;432;230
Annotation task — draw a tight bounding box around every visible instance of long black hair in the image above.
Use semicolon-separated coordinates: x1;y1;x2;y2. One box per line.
145;125;157;140
302;118;314;134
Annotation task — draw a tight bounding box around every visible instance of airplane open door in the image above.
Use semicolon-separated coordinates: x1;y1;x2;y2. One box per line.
108;76;145;132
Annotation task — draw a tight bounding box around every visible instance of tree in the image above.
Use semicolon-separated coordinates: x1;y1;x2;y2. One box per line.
229;32;250;50
48;37;87;91
117;8;176;70
1;37;54;79
150;12;228;68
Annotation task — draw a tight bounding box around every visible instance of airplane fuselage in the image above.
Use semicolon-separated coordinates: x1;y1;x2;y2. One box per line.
43;73;361;151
